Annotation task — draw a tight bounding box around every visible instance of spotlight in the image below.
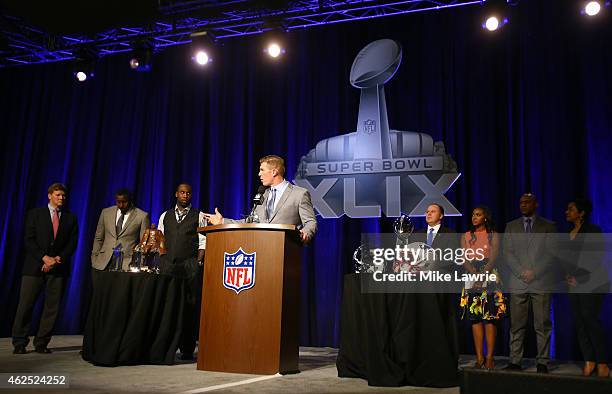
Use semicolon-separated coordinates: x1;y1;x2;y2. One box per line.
584;1;602;16
264;42;285;58
194;50;211;66
75;71;88;82
483;15;508;31
129;39;153;72
480;0;511;32
190;31;215;67
485;16;499;31
72;48;96;82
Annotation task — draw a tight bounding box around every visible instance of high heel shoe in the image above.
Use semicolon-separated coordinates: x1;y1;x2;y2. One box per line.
474;358;485;369
583;361;596;377
597;363;610;378
485;356;495;371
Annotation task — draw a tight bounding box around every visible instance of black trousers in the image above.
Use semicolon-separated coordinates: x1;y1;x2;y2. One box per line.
12;274;66;348
568;293;608;363
179;264;203;355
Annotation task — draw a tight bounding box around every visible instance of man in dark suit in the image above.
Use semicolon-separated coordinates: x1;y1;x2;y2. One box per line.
408;203;460;385
503;193;557;373
411;203;461;270
12;183;78;354
91;189;149;271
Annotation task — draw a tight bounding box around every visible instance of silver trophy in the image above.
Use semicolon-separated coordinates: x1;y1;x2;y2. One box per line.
353;244;378;274
392;214;435;272
394;213;415;245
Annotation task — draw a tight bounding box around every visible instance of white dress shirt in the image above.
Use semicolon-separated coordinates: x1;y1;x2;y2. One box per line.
268;180;290;213
115;208;131;225
158;205;207;250
427;223;441;242
47;204;62;220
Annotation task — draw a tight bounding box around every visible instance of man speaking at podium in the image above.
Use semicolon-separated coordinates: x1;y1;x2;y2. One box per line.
205;155;317;243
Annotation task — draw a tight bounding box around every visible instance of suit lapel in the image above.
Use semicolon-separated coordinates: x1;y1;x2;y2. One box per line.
269;183;293;222
118;208;137;237
431;226;445;248
44;208;54;241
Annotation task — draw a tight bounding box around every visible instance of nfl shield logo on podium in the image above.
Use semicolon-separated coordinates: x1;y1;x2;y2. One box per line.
223;248;256;294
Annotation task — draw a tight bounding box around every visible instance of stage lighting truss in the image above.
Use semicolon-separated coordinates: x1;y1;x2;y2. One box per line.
0;1;483;67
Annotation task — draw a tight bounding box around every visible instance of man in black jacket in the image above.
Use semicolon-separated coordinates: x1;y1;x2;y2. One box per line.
402;203;460;386
12;183;78;354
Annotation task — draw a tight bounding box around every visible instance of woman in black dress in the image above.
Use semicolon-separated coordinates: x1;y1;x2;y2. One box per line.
565;198;610;378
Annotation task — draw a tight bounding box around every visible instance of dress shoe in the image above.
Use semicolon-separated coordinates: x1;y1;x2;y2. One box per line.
583;361;596;377
597;363;610;378
34;346;52;354
179;352;194;361
536;364;548;373
13;345;26;354
503;363;521;371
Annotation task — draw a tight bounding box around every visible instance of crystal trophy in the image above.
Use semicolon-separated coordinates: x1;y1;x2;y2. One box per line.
110;244;124;271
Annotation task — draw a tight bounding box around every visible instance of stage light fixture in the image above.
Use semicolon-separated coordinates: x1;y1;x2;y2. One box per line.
190;31;215;67
582;1;610;16
481;0;511;32
485;16;500;31
72;48;96;82
129;39;153;72
194;50;210;66
586;1;601;15
482;15;509;31
75;71;88;82
264;42;285;58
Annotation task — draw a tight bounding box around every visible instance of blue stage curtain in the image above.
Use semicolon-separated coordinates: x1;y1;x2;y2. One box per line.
1;0;611;360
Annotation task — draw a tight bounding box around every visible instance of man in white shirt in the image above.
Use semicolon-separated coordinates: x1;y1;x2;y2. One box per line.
158;183;206;361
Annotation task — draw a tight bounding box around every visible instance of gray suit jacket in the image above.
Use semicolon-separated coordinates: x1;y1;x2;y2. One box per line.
227;183;318;239
91;206;150;270
502;216;558;292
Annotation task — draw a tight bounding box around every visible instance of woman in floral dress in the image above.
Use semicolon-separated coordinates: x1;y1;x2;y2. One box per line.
460;206;506;370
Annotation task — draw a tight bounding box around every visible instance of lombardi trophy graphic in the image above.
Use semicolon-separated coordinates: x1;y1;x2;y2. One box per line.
295;39;461;218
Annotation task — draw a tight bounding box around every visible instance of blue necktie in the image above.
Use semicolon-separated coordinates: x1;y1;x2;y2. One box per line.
427;228;435;246
266;188;276;220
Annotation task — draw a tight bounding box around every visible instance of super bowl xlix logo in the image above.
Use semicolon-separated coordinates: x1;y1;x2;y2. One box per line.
295;39;461;218
223;248;256;294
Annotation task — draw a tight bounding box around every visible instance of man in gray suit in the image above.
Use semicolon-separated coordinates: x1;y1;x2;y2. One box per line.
503;193;557;373
205;155;317;242
91;189;150;271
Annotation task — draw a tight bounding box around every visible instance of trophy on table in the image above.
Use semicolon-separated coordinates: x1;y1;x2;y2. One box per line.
130;224;167;273
109;244;124;271
392;213;434;273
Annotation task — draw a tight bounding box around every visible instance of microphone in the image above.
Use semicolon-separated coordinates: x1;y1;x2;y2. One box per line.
247;186;268;222
252;185;267;206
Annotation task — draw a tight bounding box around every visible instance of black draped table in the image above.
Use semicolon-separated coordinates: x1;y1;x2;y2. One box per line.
82;270;185;366
336;273;460;387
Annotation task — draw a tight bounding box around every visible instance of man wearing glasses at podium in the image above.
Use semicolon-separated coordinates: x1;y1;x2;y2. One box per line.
204;155;317;243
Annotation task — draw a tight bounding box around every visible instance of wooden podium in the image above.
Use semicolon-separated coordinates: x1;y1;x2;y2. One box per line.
196;223;302;375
